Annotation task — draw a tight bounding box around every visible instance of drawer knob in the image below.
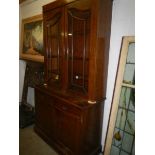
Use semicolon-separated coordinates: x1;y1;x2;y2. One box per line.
55;75;59;80
75;75;79;79
88;100;96;104
44;83;47;87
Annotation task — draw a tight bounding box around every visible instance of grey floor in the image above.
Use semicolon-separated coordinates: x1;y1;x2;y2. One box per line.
19;125;103;155
19;125;58;155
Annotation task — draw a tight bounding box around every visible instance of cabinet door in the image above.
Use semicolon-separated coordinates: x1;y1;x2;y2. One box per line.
53;102;82;153
66;2;91;94
44;8;65;88
35;91;53;136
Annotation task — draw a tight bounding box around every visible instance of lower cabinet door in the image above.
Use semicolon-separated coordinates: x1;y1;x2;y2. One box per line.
35;91;56;138
53;105;82;153
35;92;50;135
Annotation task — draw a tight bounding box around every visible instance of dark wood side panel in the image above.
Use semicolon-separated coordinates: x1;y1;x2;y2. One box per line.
88;0;113;101
79;101;104;155
95;0;113;99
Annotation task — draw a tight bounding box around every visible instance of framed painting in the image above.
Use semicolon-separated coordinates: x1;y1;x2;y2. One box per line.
104;36;135;155
20;14;44;62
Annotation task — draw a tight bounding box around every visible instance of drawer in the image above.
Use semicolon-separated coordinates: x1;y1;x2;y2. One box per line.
53;98;82;119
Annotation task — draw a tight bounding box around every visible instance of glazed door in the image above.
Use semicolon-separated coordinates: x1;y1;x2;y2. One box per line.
66;2;91;94
44;8;65;88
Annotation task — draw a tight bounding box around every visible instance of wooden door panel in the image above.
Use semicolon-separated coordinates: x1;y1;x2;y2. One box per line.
53;102;82;152
35;91;52;135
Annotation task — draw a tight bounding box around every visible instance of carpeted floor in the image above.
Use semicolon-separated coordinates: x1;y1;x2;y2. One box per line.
19;125;103;155
19;125;58;155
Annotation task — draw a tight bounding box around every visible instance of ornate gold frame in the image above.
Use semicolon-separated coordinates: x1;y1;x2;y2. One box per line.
20;14;44;63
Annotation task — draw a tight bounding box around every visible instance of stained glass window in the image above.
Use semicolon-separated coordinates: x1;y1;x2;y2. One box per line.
110;42;135;155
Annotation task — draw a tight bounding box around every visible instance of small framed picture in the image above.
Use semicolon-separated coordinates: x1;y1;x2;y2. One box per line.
20;14;44;62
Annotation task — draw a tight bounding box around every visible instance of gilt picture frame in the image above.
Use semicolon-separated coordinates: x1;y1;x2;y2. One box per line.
104;36;135;155
20;14;44;62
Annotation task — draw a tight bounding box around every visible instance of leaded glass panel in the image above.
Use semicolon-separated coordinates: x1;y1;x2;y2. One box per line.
110;42;135;155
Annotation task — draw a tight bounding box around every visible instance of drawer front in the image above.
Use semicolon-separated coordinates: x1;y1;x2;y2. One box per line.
53;99;81;119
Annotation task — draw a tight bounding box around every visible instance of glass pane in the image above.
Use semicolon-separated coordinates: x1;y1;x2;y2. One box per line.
132;140;135;155
51;58;58;71
127;43;135;63
122;132;134;153
51;37;59;56
123;42;135;85
68;9;90;92
113;128;124;148
116;108;127;130
120;151;129;155
45;13;62;85
119;87;131;109
110;145;120;155
72;20;85;58
125;111;135;135
123;64;135;84
129;89;135;111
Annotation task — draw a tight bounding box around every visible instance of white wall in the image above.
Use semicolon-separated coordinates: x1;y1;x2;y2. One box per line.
19;0;55;105
102;0;135;149
19;0;135;149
